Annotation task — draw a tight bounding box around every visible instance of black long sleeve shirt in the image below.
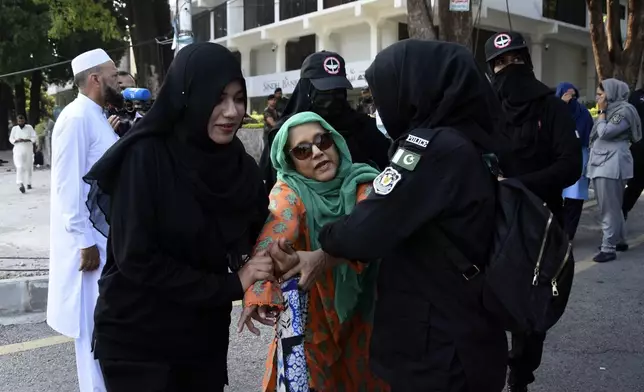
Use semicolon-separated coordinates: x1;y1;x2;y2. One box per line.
93;138;265;372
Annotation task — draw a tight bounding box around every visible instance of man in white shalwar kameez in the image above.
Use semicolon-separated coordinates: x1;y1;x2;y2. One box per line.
9;115;37;193
47;49;121;392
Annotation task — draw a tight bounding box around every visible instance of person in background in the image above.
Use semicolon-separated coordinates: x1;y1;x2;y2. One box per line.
485;31;581;392
42;113;57;168
263;94;278;147
588;79;642;262
239;111;388;392
623;88;644;219
48;48;121;392
274;87;289;117
555;82;594;241
9;114;37;193
83;43;273;392
260;51;390;193
117;70;136;91
106;71;136;133
357;86;376;116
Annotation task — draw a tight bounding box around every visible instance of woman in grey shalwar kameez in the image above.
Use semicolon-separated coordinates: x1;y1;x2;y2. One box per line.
588;78;642;262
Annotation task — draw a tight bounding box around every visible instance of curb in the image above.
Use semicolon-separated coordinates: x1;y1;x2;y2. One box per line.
0;276;48;317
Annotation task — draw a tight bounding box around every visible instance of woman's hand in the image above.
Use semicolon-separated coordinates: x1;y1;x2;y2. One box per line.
597;95;608;111
237;251;274;292
281;250;330;291
237;304;278;336
561;91;574;103
269;238;300;277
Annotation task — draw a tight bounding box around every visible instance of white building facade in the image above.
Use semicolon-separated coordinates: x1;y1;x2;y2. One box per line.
178;0;630;111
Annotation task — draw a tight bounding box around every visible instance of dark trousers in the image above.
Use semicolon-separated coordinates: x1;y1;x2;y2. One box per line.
624;142;644;219
623;174;644;219
508;331;547;386
100;359;225;392
563;198;584;240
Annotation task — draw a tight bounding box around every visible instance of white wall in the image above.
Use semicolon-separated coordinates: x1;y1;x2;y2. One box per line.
330;24;371;63
380;20;399;51
251;45;277;75
541;39;588;98
486;0;544;21
228;0;244;35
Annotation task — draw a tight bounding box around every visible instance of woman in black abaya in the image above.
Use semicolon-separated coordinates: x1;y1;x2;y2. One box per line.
83;43;274;391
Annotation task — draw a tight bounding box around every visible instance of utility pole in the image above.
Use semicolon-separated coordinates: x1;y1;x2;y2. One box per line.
173;0;194;56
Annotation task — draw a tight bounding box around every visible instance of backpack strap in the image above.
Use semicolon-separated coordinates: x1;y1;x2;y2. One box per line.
429;227;482;281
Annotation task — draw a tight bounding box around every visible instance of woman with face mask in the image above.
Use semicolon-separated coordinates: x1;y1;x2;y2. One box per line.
83;43;274;391
485;31;582;392
588;79;642;262
258;51;391;194
555;82;594;241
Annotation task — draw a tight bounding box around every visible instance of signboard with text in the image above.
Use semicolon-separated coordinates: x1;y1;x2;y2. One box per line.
246;60;371;98
449;0;470;12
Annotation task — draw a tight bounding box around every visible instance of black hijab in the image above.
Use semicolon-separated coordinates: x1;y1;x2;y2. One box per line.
275;78;367;137
491;61;552;126
365;39;500;153
84;43;264;251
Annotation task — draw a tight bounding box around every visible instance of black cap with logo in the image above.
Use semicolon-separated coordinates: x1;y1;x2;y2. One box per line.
484;31;528;63
300;51;354;91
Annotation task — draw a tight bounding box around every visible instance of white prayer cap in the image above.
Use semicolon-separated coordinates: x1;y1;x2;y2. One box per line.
71;49;112;76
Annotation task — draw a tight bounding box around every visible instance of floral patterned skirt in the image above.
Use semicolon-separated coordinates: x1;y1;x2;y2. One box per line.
276;278;310;392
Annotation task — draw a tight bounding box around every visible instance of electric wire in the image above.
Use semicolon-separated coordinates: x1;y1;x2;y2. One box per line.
505;0;513;30
0;35;172;80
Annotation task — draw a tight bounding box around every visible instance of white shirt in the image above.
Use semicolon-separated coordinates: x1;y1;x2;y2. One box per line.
47;93;119;338
9;124;37;148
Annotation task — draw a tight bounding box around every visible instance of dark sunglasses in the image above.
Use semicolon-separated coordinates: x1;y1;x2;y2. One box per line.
289;132;334;161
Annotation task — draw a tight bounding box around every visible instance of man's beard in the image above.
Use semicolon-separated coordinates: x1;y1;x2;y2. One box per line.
103;83;124;108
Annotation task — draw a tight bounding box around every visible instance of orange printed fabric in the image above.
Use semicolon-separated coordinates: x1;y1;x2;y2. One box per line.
244;180;389;392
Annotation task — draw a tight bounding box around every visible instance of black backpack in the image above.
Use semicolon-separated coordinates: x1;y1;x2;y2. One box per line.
434;157;574;334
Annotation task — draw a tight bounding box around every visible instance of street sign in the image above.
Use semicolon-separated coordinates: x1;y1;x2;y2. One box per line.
449;0;471;12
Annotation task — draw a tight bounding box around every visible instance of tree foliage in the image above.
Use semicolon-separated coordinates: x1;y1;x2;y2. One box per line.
586;0;644;88
0;0;128;150
33;0;125;41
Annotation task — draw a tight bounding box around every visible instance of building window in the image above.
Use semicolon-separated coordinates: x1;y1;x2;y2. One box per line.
324;0;355;10
280;0;317;21
601;2;626;19
214;3;228;38
192;11;211;42
542;0;587;27
286;35;316;71
398;23;409;41
244;0;275;30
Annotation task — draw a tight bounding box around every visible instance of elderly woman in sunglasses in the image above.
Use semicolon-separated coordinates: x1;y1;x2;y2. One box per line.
238;111;389;392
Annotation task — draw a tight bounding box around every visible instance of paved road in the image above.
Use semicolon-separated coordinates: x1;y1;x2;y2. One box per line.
1;150;643;391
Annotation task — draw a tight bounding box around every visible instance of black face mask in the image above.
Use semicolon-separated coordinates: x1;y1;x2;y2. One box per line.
491;63;536;102
18;124;25;128
311;88;348;117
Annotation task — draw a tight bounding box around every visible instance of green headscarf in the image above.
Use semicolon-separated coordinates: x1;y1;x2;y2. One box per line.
270;111;380;324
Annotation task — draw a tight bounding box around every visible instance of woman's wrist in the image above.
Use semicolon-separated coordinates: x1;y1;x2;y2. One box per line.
319;250;347;268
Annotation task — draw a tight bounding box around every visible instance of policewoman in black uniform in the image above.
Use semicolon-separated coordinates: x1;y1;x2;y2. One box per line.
318;40;507;392
485;31;582;392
